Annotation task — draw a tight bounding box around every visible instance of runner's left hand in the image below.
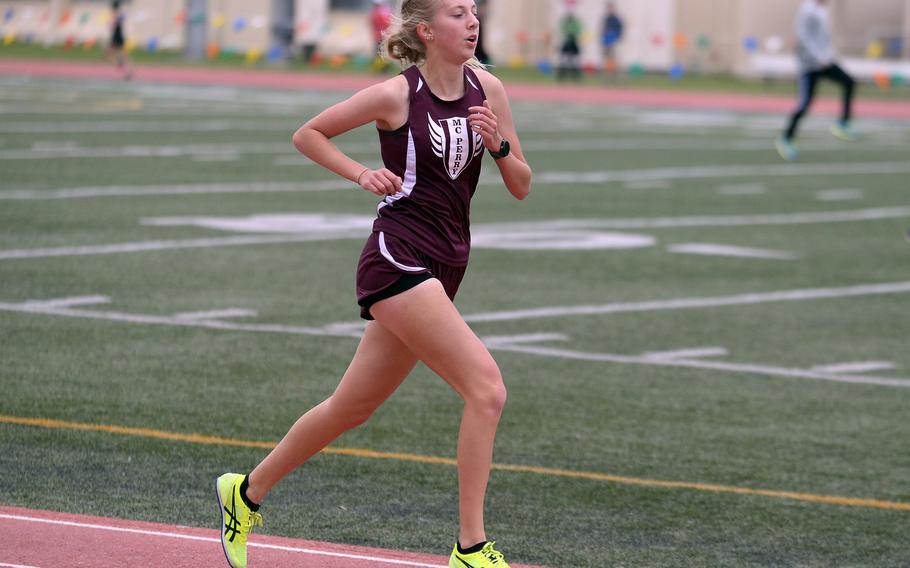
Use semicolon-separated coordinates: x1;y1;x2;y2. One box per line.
468;100;503;152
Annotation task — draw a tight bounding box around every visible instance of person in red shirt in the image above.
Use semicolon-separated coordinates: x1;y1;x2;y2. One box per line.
370;0;393;71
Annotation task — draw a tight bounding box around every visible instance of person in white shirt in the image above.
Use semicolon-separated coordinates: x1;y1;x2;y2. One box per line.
777;0;857;161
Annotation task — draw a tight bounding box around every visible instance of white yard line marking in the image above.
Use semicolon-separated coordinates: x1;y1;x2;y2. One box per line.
19;295;111;309
623;180;671;190
814;189;864;202
191;154;238;162
173;309;258;321
4;281;910;389
0;514;445;568
0;142;375;161
461;281;910;323
717;183;766;196
642;347;729;360
0;299;360;339
2;206;908;260
0;143;291;160
0;232;364;260
667;243;799;260
0;120;293;133
810;361;897;374
0;180;351;200
478;207;910;231
489;343;910;388
482;333;570;347
535;162;910;184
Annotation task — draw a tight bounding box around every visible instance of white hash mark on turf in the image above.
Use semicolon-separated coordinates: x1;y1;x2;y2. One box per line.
717;183;766;196
814;189;864;202
667;243;799;260
642;347;728;360
172;309;258;321
810;361;897;374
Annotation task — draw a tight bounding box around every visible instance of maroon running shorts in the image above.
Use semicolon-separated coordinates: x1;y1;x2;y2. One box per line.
356;231;467;320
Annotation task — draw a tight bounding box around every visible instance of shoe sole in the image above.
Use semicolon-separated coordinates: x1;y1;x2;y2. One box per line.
215;475;240;568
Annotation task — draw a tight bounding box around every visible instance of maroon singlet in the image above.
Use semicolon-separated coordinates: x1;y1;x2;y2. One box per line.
372;64;488;266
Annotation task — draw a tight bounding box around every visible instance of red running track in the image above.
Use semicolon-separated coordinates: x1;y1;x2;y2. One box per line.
2;58;909;119
0;506;545;568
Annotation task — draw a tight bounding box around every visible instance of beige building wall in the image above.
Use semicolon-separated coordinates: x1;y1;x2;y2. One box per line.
2;0;907;74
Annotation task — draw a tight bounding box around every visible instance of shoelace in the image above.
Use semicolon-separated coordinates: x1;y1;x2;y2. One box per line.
246;511;263;531
224;490;264;541
481;542;504;564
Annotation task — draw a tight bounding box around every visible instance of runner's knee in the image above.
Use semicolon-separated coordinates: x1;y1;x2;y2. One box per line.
462;359;507;417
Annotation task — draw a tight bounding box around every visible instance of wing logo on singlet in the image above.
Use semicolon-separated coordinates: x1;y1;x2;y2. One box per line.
428;113;484;180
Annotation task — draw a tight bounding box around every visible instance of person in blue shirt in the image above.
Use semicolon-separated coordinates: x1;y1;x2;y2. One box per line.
601;2;623;80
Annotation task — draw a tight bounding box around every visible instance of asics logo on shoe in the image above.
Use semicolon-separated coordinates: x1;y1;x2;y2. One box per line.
223;488;241;543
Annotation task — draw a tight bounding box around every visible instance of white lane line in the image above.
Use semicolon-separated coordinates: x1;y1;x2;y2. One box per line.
461;281;910;323
488;343;910;388
667;243;799;260
536;162;910;184
642;347;729;360
0;180;351;200
0;513;444;568
0;563;42;568
173;309;258;321
811;361;897;374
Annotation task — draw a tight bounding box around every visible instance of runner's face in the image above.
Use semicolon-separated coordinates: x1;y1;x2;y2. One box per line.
428;0;479;62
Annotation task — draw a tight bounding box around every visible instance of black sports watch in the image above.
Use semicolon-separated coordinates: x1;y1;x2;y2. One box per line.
489;138;510;160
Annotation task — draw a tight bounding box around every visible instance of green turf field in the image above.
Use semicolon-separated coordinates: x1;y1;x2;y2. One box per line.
1;75;909;567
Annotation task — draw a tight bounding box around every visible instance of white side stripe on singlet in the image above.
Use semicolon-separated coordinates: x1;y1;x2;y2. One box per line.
377;128;417;213
378;232;427;272
466;74;479;91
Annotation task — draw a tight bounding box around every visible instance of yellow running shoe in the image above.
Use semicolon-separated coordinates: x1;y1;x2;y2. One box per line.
830;121;858;142
449;541;511;567
216;473;263;568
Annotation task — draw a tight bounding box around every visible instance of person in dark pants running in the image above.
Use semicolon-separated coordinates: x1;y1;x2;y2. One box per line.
777;0;857;161
106;0;133;80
